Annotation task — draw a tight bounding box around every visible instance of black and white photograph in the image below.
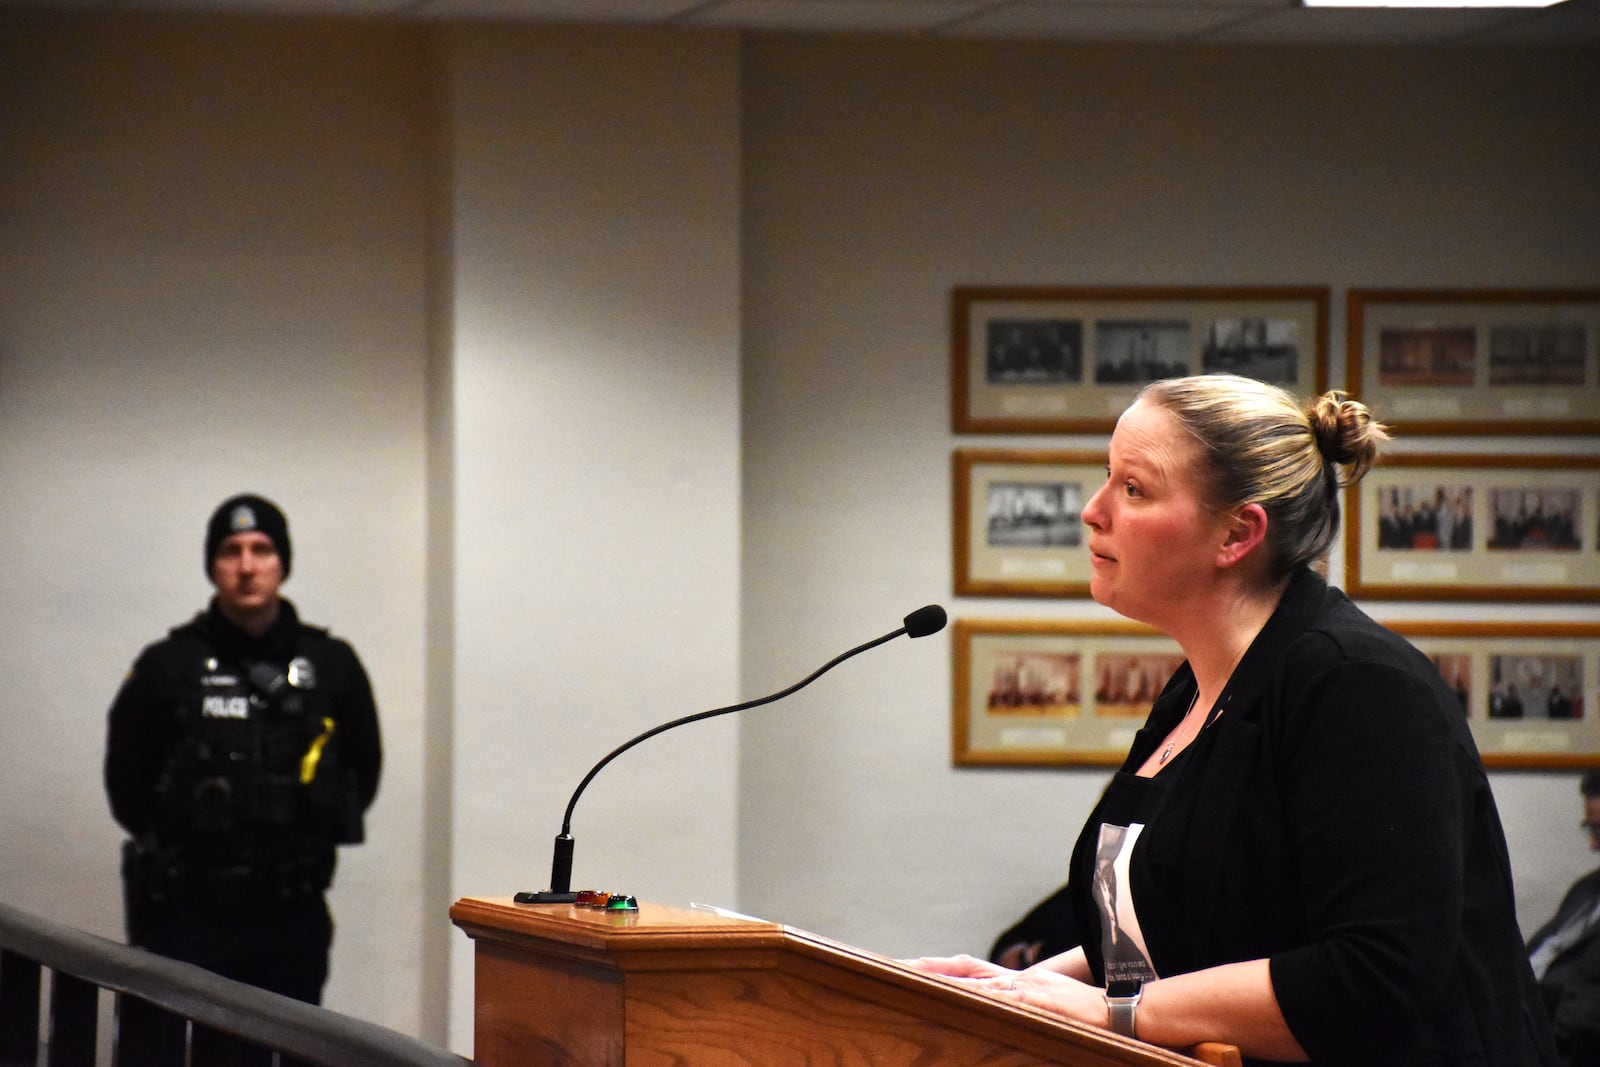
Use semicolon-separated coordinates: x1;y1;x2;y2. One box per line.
1092;319;1189;384
1201;317;1300;383
985;318;1084;384
954;285;1327;434
1094;822;1157;984
986;480;1083;548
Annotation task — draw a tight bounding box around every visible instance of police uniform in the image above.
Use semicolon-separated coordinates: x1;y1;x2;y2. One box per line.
103;497;381;1020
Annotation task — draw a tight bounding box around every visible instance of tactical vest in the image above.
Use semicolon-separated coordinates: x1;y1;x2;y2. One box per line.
150;627;363;853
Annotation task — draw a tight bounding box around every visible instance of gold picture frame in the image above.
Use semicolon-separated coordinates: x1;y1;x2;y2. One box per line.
953;618;1600;770
1346;452;1600;602
1347;288;1600;436
952;618;1180;768
954;449;1102;598
952;285;1329;434
1389;621;1600;769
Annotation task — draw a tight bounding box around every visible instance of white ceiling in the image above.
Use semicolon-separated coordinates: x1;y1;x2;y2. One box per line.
9;0;1600;44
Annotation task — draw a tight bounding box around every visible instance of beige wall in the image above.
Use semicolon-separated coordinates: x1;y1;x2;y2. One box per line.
0;12;435;1032
1;10;1596;1056
436;21;745;1045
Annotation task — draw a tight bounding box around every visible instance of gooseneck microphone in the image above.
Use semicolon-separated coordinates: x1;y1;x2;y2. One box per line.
515;604;947;904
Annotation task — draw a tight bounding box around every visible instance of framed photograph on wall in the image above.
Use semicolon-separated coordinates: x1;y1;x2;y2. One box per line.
951;285;1329;434
952;618;1181;767
1346;453;1600;602
954;449;1102;598
1347;288;1600;436
1390;621;1600;768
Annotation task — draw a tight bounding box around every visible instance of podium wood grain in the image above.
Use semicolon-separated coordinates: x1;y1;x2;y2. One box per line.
451;897;1239;1067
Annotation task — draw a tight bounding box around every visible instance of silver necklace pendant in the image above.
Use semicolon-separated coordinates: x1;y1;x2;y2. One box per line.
1159;691;1201;766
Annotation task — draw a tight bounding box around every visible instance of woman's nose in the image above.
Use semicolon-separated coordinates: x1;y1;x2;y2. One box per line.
1082;484;1107;530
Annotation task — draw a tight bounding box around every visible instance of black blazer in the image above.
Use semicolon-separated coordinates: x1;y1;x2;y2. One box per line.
1068;569;1558;1066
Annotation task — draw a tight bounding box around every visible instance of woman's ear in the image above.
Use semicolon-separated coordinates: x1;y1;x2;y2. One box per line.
1217;502;1269;569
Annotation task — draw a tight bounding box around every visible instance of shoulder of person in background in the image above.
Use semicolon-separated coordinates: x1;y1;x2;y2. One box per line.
989;882;1079;968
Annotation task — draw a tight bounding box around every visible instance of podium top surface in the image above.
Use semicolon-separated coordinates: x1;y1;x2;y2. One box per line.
450;895;863;965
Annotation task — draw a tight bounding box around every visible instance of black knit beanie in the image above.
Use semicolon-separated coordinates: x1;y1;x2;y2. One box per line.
205;494;292;580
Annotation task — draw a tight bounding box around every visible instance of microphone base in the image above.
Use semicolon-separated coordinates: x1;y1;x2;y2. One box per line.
513;890;580;904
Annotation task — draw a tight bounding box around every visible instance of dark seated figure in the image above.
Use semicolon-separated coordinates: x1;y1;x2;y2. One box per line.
1527;770;1600;1066
989;882;1079;970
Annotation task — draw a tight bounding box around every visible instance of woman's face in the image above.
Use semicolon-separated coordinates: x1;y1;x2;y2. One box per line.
1081;399;1230;630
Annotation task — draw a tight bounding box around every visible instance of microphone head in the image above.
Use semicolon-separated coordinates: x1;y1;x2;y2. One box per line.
903;604;948;639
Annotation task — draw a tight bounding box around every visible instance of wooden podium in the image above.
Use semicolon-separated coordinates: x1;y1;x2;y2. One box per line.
450;896;1240;1067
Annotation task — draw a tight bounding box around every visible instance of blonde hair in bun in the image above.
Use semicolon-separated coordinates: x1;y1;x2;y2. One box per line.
1138;374;1389;582
1307;389;1386;486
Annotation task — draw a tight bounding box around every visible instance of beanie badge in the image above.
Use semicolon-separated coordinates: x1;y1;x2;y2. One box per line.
206;494;290;581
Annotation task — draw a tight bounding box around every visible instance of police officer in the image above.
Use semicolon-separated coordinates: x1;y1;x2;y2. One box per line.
104;494;381;1049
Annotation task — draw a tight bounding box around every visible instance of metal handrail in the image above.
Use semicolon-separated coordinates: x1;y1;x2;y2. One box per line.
0;900;470;1067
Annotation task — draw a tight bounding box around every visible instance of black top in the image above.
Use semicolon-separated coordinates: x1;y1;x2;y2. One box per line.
105;598;382;868
1067;568;1558;1066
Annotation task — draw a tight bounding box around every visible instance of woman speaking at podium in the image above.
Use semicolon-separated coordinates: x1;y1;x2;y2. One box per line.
907;375;1557;1065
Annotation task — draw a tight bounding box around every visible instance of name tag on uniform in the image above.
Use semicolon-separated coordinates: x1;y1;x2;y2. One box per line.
202;694;250;719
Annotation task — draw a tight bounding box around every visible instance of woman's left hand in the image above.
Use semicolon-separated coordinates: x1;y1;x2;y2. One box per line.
968;965;1106;1024
902;956;1106;1026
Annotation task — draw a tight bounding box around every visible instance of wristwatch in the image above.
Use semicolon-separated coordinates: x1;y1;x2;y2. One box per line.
1104;979;1143;1038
